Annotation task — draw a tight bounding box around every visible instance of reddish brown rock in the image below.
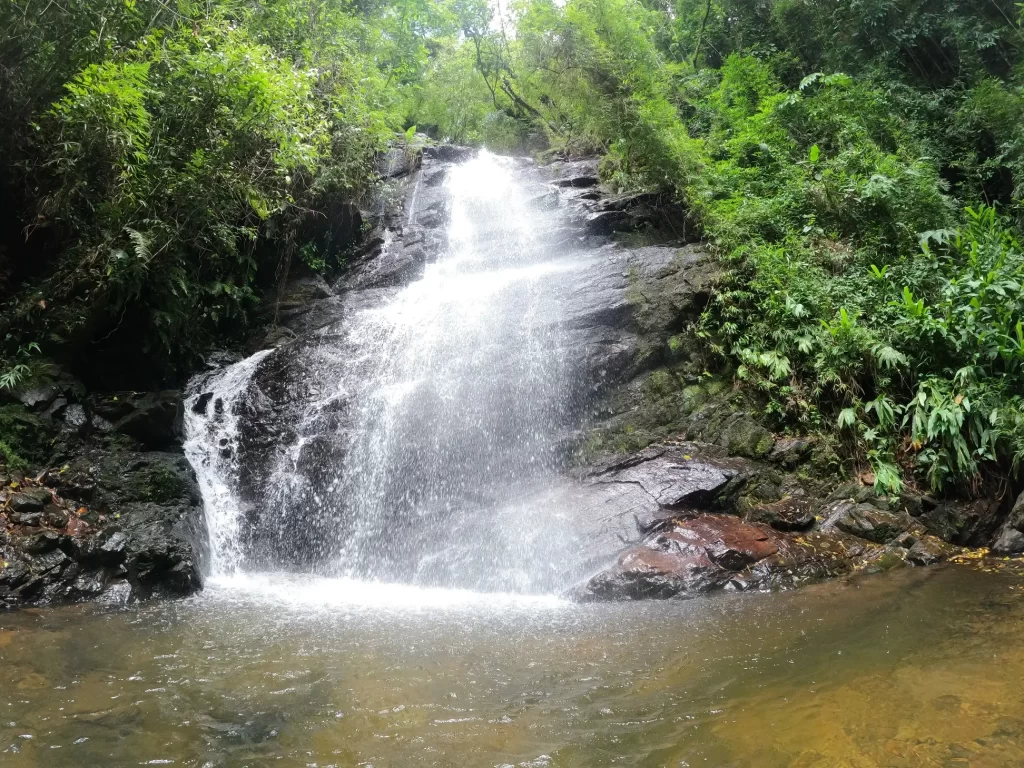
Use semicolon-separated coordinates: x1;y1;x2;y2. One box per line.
575;514;786;601
583;548;726;600
680;515;779;568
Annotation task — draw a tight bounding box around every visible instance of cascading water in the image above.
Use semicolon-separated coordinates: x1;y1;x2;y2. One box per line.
184;151;595;597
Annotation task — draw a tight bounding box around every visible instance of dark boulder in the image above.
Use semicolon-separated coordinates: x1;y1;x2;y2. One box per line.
822;500;910;543
90;391;182;450
582;546;726;600
0;449;206;609
10;487;50;513
579;445;758;536
574;514;847;601
906;535;955;566
991;491;1024;555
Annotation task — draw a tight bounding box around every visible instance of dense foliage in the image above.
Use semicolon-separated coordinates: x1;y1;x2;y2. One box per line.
0;0;460;384
5;0;1024;495
404;0;1024;495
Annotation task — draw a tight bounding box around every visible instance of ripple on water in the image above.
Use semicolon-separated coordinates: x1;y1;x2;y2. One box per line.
2;564;1024;767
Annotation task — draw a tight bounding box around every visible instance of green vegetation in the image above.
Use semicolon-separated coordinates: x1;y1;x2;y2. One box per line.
0;0;459;382
401;0;1024;496
4;0;1024;495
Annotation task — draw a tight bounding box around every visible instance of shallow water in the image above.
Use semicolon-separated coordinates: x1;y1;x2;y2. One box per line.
4;564;1024;767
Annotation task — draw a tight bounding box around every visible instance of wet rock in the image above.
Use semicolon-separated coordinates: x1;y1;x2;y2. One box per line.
10;509;43;526
21;530;63;554
588;445;748;510
9;488;50;513
118;500;205;596
769;438;813;468
32;547;69;573
63;403;88;430
1;448;205;608
17;382;61;410
679;515;779;569
991;491;1024;555
747;496;817;532
344;242;428;290
0;558;31;588
823;500;910;543
70;569;111;597
99;531;128;562
575;514;783;600
423;144;476;162
906;535;954;566
582;547;726;600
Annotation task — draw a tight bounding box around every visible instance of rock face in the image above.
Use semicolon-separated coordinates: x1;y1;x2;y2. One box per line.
188;143;716;573
991;491;1024;554
0;381;206;608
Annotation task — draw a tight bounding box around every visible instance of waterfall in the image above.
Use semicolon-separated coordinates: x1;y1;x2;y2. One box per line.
185;151;594;595
182;350;274;576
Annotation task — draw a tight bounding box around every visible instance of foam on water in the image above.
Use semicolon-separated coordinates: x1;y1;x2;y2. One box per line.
203;572;568;612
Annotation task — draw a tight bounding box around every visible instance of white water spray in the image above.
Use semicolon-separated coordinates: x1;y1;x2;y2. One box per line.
185;152;591;598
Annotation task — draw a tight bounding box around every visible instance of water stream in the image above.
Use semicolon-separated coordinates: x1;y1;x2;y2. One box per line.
184;152;592;597
4;565;1024;766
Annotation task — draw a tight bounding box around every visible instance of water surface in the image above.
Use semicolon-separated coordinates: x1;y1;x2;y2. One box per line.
4;563;1024;767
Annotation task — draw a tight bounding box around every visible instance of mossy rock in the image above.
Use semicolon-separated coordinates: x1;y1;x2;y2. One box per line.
721;416;775;459
97;453;197;507
0;404;56;468
863;548;908;574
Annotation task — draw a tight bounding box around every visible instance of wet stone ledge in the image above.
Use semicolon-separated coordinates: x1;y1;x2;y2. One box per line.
568;442;967;602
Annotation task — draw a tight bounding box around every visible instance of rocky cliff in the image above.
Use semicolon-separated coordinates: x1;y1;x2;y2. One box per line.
1;141;1018;608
